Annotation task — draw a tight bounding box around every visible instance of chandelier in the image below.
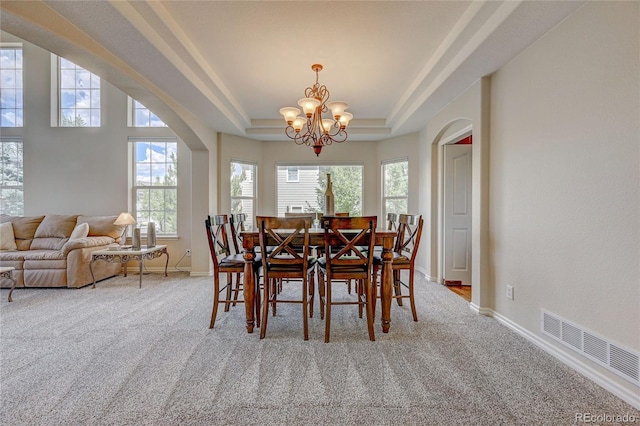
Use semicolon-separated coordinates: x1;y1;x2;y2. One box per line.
279;64;353;156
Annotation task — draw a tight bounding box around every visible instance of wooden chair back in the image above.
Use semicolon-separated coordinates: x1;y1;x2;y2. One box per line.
396;214;423;263
321;216;377;277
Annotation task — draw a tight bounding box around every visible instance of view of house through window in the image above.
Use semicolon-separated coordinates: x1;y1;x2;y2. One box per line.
230;161;256;229
276;164;363;217
382;159;409;218
132;138;178;235
0;138;24;215
58;57;101;127
0;45;23;127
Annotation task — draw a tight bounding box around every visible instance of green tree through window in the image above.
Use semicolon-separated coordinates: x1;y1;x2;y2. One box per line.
133;140;177;235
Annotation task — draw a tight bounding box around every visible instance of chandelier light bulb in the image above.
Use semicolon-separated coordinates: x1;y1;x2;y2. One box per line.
327;101;348;120
297;98;321;117
292;117;306;132
279;107;301;125
339;112;353;129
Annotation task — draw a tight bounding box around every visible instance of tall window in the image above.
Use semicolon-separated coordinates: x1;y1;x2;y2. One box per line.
132;139;177;235
0;138;23;215
0;45;23;127
129;97;166;127
382;159;408;218
230;161;256;229
59;57;100;127
276;164;363;217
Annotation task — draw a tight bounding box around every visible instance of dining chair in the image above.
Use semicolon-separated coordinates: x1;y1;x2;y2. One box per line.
317;216;377;343
256;216;317;340
372;213;423;321
205;215;261;329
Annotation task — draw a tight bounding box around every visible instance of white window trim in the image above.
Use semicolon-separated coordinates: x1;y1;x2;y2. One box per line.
129;137;178;237
51;54;101;127
0;137;24;216
381;157;409;219
0;43;24;128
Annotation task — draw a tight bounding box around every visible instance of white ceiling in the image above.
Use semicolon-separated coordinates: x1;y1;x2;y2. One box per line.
0;1;584;142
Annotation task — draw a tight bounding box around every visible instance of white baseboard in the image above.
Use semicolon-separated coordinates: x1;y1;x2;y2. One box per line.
483;308;640;409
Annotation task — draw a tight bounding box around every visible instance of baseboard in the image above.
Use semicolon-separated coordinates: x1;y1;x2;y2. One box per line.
487;309;640;409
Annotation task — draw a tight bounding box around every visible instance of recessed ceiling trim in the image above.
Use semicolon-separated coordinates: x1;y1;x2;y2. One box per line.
250;118;388;128
110;0;249;132
387;0;486;127
390;0;522;132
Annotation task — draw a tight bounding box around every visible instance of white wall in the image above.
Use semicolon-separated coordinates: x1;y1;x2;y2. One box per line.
490;1;638;397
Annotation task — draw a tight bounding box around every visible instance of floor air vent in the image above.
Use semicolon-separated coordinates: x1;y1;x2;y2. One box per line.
541;310;639;386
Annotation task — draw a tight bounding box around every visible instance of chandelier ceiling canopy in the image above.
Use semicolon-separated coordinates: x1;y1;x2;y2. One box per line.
280;64;353;156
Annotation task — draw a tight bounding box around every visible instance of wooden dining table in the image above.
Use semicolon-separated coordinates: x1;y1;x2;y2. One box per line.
240;227;397;335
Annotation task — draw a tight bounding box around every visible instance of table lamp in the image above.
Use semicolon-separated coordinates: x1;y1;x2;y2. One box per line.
114;212;136;245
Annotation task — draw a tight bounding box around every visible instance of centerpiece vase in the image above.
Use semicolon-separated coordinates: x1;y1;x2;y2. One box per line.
324;173;335;216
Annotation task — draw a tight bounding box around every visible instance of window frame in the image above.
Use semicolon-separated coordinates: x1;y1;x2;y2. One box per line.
0;137;24;216
381;158;409;219
286;166;299;182
127;96;167;127
130;137;178;237
230;159;257;230
0;43;24;128
54;55;101;127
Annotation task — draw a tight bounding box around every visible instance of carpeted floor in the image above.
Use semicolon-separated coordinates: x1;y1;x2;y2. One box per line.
1;272;638;425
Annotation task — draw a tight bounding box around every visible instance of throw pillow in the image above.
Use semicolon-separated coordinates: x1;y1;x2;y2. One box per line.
0;222;18;250
69;222;90;240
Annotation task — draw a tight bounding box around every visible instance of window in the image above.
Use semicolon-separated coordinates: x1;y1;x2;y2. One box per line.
230;161;257;229
382;159;408;218
128;97;166;127
0;138;23;215
132;139;177;235
287;166;299;182
276;164;363;217
58;57;100;127
0;45;23;127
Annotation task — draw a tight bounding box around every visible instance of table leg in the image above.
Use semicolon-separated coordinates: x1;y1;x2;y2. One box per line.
243;248;256;333
90;259;97;288
139;260;143;288
163;249;169;276
380;236;394;333
7;275;16;302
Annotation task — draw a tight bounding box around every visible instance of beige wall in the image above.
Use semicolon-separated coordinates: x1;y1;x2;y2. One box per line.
489;1;638;395
417;1;639;402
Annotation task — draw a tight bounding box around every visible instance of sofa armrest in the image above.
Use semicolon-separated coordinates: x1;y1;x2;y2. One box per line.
61;236;115;255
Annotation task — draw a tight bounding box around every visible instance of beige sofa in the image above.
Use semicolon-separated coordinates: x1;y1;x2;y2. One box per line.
0;214;124;289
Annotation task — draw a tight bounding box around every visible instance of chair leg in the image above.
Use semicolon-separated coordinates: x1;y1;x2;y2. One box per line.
260;276;270;339
324;277;332;343
365;278;375;341
409;271;418;322
318;270;325;320
302;276;309;340
224;273;233;311
357;279;364;318
232;272;241;306
309;270;315;318
271;278;277;316
394;270;403;306
254;270;261;328
209;276;220;329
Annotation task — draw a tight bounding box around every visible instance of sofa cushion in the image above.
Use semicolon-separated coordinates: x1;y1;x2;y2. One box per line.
69;222;90;240
30;237;68;251
0;222;17;250
0;215;45;250
34;214;79;238
77;215;123;239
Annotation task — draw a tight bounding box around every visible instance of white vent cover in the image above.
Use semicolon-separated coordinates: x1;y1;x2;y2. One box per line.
542;310;639;386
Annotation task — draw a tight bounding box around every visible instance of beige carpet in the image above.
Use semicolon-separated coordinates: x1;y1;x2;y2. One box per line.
1;272;637;425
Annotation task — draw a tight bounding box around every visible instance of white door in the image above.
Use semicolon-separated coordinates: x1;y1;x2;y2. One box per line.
443;144;472;285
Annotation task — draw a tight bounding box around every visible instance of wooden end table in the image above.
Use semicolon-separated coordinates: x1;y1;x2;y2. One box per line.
90;245;169;288
1;266;17;302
